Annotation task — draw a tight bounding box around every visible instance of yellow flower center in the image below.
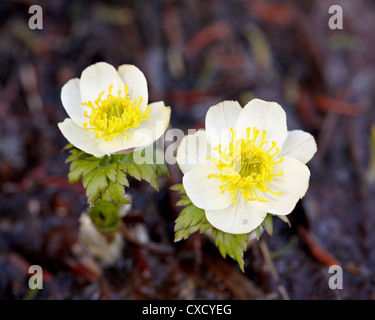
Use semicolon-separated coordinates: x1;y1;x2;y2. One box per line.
208;127;284;204
82;85;150;141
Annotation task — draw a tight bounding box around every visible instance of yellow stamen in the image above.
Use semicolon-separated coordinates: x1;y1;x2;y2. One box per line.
208;128;284;203
82;85;150;141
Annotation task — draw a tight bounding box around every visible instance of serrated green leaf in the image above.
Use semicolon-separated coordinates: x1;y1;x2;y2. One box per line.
64;147;142;205
82;168;105;189
137;164;159;190
172;183;211;241
104;162;118;182
92;169;108;193
174;204;210;241
68;165;87;184
174;229;190;242
82;171;92;188
262;214;273;236
176;195;192;207
84;169;108;204
171;182;250;271
199;220;211;233
73;159;101;174
125;164;141;181
116;168;129;187
66;150;85;163
174;205;204;230
86;179;101;204
101;188;112;202
211;228;249;272
108;181;130;204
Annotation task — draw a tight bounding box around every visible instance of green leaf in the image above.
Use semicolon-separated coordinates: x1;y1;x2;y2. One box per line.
255;227;261;240
62;143;74;151
171;183;212;241
66;149;84;163
136;164;159;190
170;184;185;193
68;165;87;184
262;214;273;236
171;182;252;271
116;168;129;187
114;151;168;190
107;181;130;204
101;188;112;202
86;178;101;204
176;195;192;207
65;146;169;205
85;168;107;191
69;159;101;184
94;169;108;193
277;215;291;226
210;228;249;272
104;162;118;182
174;204;211;242
125;164;141;181
70;158;100;173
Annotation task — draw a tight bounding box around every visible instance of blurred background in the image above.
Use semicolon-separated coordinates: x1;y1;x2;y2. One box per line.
0;0;374;300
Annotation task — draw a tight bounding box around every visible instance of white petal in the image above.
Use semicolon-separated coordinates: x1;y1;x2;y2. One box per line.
125;101;171;149
183;164;233;211
99;101;170;154
79;62;125;103
117;64;148;112
280;130;317;164
205;194;267;234
61;78;87;127
58;119;105;158
205;100;242;149
235;98;287;149
251;157;310;215
176;130;211;174
99;134;139;155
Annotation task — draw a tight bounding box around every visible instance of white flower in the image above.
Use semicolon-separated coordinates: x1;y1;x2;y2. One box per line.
79;212;124;267
176;99;317;234
58;62;171;158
